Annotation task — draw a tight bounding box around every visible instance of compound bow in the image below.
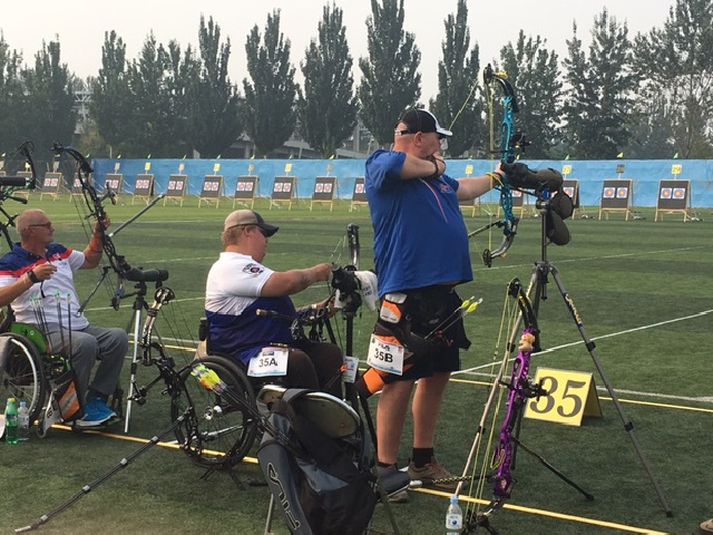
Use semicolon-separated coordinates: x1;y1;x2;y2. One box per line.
479;65;529;267
52;144;136;310
0;141;39;248
461;278;547;532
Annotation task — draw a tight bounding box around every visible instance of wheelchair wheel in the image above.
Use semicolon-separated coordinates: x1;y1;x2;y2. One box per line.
172;356;259;469
0;333;46;422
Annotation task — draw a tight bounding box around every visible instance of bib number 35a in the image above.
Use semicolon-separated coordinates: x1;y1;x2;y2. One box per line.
248;347;289;377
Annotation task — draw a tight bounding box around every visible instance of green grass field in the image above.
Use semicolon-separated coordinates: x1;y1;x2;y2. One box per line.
1;195;712;534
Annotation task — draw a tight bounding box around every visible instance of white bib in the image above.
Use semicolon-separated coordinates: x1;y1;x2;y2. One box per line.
247;347;289;377
367;334;405;376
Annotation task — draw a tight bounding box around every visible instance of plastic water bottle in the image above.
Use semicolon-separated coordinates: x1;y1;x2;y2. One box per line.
4;397;19;445
445;494;463;534
18;400;30;441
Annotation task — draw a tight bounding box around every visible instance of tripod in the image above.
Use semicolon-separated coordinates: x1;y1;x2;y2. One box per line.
511;195;673;516
122;269;169;434
123;279;150;433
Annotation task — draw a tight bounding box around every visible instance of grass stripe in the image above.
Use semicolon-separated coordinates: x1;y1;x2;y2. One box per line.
459;308;713;374
52;424;667;535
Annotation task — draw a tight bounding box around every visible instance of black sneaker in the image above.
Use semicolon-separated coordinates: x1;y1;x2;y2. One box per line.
377;465;410;503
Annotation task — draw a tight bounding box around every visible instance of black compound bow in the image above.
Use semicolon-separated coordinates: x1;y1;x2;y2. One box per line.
52;144;154;311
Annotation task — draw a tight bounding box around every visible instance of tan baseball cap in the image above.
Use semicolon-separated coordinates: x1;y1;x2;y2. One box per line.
223;210;279;237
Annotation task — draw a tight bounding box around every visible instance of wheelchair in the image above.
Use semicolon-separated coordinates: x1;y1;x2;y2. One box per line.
120;287;260;471
191;313;346;470
0;310;80;434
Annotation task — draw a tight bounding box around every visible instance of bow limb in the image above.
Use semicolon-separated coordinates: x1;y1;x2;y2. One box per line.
17;141;39;191
0;142;38;250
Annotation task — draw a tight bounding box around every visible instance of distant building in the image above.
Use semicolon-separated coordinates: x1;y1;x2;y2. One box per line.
73;88;91;135
224;119;374;159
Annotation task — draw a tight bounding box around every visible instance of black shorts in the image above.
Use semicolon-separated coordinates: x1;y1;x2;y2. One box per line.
375;286;470;381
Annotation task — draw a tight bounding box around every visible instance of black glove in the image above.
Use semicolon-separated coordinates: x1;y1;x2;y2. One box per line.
502;162;563;192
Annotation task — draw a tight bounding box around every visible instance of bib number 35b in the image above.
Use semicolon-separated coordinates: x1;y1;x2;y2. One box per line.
367;334;404;376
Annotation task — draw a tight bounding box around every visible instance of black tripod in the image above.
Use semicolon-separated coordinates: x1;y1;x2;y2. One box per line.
510;194;673;516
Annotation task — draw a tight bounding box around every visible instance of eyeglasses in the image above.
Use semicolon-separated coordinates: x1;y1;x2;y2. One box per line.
30;222;53;229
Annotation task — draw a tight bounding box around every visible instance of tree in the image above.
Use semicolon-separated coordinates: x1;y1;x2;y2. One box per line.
358;0;421;147
623;94;675;158
562;10;638;158
125;33;195;157
91;31;133;156
126;34;171;156
633;0;713;158
187;16;242;158
21;40;76;155
499;30;562;159
429;0;482;157
298;3;358;158
0;35;23;152
165;39;200;156
243;10;297;157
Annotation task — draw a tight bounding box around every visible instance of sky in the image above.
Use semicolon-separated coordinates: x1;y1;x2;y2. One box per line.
0;0;675;102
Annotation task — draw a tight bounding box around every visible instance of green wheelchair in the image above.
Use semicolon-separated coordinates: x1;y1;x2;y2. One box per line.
0;313;84;436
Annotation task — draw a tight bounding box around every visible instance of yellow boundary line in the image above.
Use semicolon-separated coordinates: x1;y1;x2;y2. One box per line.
52;424;669;534
52;423;259;464
449;377;713;414
416;488;670;535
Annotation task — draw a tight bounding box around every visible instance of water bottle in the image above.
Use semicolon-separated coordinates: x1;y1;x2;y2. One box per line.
18;400;30;441
445;494;463;534
4;397;19;445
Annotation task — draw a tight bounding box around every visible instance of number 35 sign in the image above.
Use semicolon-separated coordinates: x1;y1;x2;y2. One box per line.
524;367;602;427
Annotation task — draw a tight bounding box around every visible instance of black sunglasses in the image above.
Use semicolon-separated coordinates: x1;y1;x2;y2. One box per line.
395;129;446;140
228;223;270;237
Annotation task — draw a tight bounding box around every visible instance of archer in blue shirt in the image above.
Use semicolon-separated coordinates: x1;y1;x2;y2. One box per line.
363;108;504;493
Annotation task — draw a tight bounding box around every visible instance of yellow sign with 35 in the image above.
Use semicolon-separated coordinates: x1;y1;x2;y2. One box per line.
524;367;602;426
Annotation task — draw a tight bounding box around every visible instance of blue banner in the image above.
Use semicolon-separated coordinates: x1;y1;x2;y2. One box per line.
92;158;713;208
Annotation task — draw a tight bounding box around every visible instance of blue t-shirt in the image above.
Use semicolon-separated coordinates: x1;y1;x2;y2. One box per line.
365;149;473;297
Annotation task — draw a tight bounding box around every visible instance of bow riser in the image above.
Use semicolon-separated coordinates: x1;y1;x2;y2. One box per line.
490;326;536;502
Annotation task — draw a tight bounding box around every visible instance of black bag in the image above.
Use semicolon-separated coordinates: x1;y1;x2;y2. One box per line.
258;389;377;535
